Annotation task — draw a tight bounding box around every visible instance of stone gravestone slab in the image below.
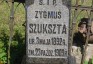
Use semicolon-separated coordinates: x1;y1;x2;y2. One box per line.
26;0;70;64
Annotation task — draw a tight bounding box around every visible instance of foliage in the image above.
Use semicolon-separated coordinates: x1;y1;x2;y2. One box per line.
10;29;25;64
72;0;93;63
84;57;93;64
0;29;9;63
0;1;25;64
0;0;93;64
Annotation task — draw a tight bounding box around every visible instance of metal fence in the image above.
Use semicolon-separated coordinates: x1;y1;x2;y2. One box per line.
71;0;93;64
0;0;93;64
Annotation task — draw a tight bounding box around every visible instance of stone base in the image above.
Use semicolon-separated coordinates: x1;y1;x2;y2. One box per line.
26;57;68;64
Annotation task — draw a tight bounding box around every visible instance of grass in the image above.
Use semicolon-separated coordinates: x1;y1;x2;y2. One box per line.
84;57;93;64
72;0;93;64
0;0;93;64
0;1;25;34
0;1;25;64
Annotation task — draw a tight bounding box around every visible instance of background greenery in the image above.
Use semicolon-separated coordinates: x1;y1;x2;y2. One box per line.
0;0;93;64
0;1;25;64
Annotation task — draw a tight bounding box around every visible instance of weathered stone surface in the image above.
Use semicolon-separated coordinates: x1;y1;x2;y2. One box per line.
26;58;68;64
26;0;70;64
86;44;93;61
71;46;82;64
71;44;93;64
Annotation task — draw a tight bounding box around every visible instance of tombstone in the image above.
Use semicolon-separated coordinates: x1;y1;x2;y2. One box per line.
26;0;70;64
86;44;93;61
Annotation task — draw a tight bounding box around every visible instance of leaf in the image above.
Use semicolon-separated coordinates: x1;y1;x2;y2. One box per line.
0;41;4;47
0;53;6;58
1;57;7;63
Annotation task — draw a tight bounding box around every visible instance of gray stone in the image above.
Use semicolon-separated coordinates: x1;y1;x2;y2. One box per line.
26;0;70;64
85;44;93;61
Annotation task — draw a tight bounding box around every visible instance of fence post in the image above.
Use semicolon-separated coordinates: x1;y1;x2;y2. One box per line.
8;0;14;64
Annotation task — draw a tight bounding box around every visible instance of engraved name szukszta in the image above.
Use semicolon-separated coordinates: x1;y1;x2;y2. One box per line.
26;0;69;59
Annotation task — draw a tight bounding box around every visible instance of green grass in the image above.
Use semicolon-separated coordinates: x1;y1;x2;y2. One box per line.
84;57;93;64
0;1;25;64
72;0;93;64
0;0;93;64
